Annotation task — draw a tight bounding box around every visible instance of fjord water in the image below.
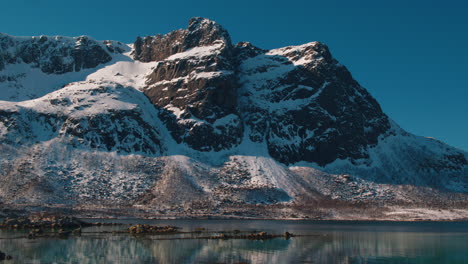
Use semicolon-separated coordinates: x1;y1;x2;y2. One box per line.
0;220;466;264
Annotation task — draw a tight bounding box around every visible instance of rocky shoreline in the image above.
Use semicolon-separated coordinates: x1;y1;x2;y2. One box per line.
0;214;303;243
0;214;91;229
1;203;467;222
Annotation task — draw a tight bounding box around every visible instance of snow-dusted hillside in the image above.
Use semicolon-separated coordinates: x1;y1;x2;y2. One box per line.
0;18;466;218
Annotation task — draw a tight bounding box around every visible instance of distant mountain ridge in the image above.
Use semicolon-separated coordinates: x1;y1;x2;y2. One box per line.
0;18;466;219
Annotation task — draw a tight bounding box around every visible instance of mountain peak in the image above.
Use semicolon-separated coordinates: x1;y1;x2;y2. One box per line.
188;17;220;31
186;17;231;47
133;17;231;62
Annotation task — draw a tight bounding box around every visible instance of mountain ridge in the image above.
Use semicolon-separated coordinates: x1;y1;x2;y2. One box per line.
0;17;466;220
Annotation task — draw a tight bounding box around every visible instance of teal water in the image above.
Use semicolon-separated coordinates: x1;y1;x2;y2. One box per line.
0;220;467;264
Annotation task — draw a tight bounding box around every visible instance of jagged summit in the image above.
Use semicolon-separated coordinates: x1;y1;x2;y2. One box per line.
0;18;466;217
133;17;231;62
187;17;232;47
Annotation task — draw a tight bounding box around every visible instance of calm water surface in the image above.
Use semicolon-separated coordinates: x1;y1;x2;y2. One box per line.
0;219;467;264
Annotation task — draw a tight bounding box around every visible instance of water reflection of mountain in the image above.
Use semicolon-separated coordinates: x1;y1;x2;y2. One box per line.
0;228;466;263
0;233;326;263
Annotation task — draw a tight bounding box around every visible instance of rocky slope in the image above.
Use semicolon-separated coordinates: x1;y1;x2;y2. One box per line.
0;18;466;218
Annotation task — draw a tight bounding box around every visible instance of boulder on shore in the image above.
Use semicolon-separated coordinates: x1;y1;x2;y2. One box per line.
128;224;179;234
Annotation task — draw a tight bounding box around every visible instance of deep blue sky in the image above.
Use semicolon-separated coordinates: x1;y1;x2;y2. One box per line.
2;0;467;151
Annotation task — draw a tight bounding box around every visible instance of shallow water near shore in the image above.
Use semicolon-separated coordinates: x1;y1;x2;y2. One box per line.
0;219;467;263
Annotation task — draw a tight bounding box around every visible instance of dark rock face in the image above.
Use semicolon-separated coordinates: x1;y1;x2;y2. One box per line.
60;109;163;154
136;18;243;151
134;18;392;164
0;109;63;145
0;53;4;71
0;34;125;74
238;42;391;165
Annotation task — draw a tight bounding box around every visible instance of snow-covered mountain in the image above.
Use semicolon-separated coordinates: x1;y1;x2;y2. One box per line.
0;18;466;218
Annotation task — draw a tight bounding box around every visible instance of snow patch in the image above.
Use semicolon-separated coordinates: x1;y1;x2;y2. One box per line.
166;41;224;61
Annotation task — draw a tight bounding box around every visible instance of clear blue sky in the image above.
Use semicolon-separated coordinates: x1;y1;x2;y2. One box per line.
2;0;467;151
